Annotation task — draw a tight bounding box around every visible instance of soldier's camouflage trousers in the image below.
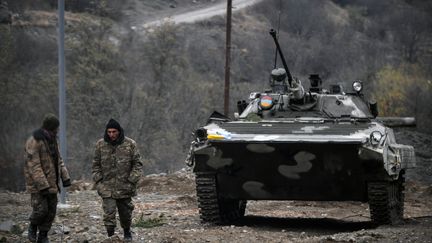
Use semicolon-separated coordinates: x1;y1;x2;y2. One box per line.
29;193;58;231
102;197;134;228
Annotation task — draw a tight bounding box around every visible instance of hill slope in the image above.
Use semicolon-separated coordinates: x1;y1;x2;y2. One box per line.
0;0;431;191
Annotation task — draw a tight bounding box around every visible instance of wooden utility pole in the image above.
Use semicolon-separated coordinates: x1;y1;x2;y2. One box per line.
224;0;232;116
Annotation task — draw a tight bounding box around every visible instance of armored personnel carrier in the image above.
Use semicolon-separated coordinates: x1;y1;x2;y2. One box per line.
186;29;416;225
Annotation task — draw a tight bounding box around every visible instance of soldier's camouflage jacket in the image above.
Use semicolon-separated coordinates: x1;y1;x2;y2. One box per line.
92;137;143;199
24;129;70;194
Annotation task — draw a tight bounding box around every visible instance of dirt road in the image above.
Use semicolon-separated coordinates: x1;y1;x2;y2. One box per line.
142;0;262;27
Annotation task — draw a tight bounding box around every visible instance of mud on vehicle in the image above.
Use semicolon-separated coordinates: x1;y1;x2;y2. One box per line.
186;29;416;226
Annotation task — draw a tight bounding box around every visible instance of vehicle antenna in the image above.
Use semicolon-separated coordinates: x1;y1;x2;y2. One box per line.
273;0;282;69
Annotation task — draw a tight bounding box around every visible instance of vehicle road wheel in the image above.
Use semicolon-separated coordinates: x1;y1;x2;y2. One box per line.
196;173;247;224
220;198;247;223
368;174;405;225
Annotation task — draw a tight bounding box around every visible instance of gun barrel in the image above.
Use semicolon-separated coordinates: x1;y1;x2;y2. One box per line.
377;117;416;127
270;29;293;86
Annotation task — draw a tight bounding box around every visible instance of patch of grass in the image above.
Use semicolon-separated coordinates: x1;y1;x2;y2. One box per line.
133;213;165;228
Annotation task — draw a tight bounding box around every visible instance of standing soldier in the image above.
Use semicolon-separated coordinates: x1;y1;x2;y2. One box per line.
24;114;71;243
92;119;143;242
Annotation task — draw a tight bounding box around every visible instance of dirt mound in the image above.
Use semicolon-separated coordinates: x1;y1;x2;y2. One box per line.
138;168;196;194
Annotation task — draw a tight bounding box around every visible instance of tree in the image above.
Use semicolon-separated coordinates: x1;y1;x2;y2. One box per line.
372;64;432;132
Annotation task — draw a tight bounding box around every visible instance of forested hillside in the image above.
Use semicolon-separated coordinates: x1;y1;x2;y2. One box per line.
1;0;431;191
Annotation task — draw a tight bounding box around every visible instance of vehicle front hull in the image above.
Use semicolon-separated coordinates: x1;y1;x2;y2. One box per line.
193;142;389;202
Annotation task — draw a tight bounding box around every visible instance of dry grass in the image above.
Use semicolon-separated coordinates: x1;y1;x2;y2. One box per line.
12;10;99;27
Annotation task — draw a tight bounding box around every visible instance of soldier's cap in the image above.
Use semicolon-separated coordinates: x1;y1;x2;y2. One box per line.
42;113;60;131
106;118;121;131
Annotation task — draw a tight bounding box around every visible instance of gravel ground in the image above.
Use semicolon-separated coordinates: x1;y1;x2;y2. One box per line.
0;170;431;243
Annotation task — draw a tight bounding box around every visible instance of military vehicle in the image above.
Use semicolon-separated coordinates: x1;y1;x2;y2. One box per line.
186;29;416;225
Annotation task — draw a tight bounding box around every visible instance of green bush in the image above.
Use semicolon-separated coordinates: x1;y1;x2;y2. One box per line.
132;213;165;228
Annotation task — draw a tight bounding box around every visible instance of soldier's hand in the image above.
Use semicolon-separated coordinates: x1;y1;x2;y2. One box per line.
62;179;71;187
40;188;50;196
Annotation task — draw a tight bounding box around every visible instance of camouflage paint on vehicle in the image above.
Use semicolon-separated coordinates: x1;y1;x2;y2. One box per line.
191;119;415;202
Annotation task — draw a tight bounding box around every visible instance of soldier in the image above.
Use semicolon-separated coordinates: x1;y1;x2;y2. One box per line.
24;114;71;243
92;119;143;242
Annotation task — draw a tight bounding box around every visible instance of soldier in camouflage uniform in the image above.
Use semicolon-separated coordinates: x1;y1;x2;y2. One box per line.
92;119;143;241
24;114;71;243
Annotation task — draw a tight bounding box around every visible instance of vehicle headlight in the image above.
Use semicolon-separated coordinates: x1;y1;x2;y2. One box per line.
352;80;363;92
370;131;383;146
195;128;207;141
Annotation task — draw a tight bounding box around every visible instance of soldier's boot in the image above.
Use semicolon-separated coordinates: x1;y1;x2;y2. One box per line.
27;224;37;242
106;226;115;237
123;228;132;242
37;231;49;243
